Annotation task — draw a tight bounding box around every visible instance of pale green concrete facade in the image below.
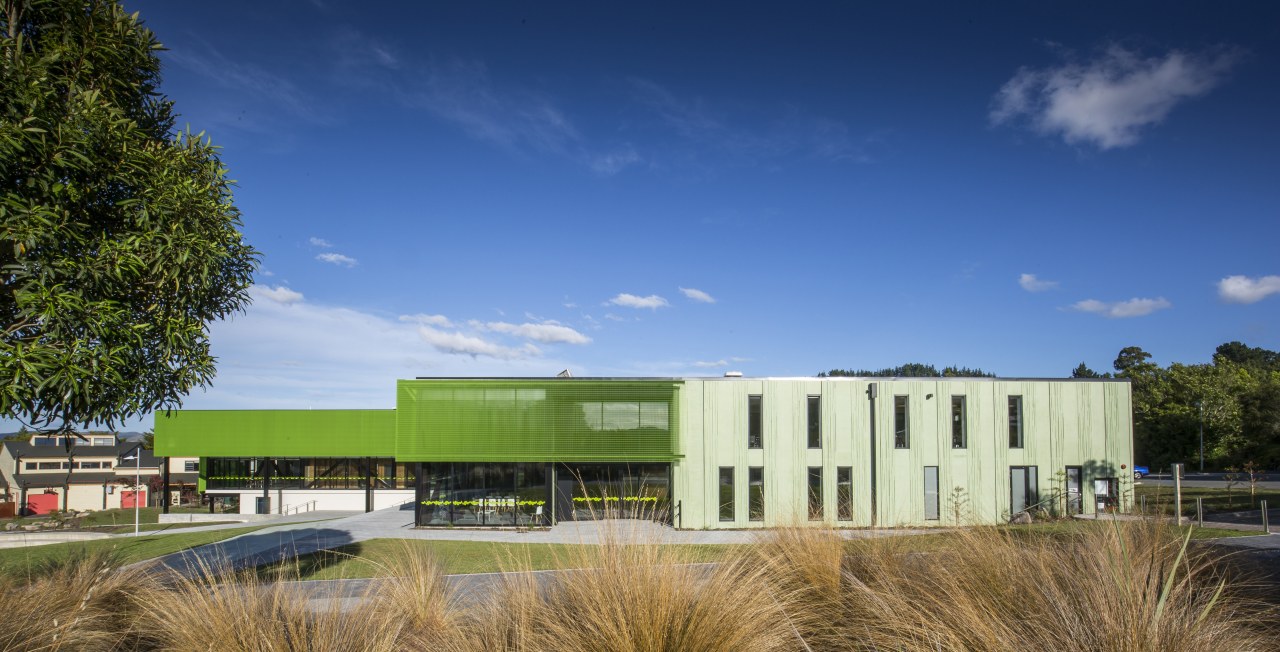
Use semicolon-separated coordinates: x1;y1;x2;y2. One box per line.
673;378;1133;529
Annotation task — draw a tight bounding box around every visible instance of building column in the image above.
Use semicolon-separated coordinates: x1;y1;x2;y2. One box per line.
364;457;374;513
161;458;171;514
413;463;424;526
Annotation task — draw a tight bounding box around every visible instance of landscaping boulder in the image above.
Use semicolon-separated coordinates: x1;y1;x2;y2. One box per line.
1010;511;1033;525
21;525;39;531
3;522;16;531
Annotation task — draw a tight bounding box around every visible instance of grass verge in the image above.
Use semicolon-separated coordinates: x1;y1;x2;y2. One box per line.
0;525;270;580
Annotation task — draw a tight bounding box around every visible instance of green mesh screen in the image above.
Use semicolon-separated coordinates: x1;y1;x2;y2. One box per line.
154;410;395;457
395;379;681;462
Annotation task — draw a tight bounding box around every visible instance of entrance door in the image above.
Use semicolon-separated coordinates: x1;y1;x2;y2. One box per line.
1065;466;1083;515
122;489;146;509
1010;466;1038;516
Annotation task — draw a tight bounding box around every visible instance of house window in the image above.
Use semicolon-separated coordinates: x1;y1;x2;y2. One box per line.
837;466;853;520
747;395;763;449
103;461;112;468
37;462;61;470
79;461;103;469
894;396;910;448
23;462;36;470
748;467;765;522
1008;396;1024;448
951;396;967;448
184;460;199;472
1010;466;1039;515
32;437;57;446
924;466;940;520
719;467;735;522
807;467;823;521
93;437;114;446
807;395;821;448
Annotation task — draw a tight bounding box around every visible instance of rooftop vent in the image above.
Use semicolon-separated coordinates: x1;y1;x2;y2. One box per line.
724;371;743;378
556;369;573;378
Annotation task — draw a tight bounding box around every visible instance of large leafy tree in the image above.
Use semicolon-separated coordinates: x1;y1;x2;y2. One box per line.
1;0;256;432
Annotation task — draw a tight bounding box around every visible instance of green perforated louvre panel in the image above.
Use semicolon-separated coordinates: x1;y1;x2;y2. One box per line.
154;410;395;457
395;379;681;462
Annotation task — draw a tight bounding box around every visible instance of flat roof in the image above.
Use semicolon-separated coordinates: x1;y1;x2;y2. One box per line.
412;376;1128;383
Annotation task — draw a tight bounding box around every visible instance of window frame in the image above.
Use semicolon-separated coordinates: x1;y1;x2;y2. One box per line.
1008;395;1024;448
894;395;910;449
836;466;853;521
951;395;967;449
807;466;824;521
748;466;765;522
806;395;822;449
184;460;199;472
719;466;735;522
747;395;763;449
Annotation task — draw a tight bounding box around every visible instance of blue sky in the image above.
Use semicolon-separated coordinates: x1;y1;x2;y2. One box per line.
94;1;1280;425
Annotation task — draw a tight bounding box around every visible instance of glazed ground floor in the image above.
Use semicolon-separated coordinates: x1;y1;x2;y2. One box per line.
197;457;1130;528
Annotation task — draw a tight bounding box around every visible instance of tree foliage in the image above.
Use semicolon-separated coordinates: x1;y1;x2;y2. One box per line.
1071;362;1109;378
820;363;995;378
1;0;257;432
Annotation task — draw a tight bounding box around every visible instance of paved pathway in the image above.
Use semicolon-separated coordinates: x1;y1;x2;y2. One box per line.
143;503;940;575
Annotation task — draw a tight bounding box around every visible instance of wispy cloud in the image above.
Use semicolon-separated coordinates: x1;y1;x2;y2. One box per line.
1018;273;1059;292
607;293;670;310
252;285;304;305
165;40;332;126
627;77;872;164
416;325;538;359
399;313;453;328
679;287;716;303
590;145;642;176
991;45;1242;149
1070;297;1171;318
316;252;358;267
472;320;592;345
1218;274;1280;304
309;237;334;248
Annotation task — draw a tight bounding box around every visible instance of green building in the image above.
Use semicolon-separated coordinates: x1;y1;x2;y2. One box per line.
155;376;1134;528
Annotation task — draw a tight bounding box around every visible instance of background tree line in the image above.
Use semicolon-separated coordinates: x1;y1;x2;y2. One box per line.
821;341;1280;470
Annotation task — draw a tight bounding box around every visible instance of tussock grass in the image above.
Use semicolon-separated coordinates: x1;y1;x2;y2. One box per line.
0;518;1274;651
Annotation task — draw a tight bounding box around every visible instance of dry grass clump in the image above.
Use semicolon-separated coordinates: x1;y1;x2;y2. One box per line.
0;547;137;651
756;520;1279;651
454;522;799;652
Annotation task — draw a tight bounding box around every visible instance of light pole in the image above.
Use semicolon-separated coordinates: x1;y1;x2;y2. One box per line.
123;448;141;537
1197;400;1204;474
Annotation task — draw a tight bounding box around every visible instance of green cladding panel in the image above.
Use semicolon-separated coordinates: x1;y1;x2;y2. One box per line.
395;379;681;462
155;410;395;457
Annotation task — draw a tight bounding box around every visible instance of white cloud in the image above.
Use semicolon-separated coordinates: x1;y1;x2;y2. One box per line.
693;359;729;368
604;313;626;322
316;252;358;267
1218;275;1280;304
476;321;592;345
1070;297;1171;318
1018;273;1059;292
398;313;453;328
991;45;1241;149
607;293;670;310
679;287;716;303
309;237;333;248
590;146;642;176
416;325;538;359
252;285;304;305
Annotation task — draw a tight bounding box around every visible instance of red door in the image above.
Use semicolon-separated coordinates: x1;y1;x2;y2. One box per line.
27;493;58;515
122;489;146;509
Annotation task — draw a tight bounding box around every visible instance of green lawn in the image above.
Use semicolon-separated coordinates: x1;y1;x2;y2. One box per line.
1134;484;1280;516
7;506;214;529
100;521;238;534
0;525;270;580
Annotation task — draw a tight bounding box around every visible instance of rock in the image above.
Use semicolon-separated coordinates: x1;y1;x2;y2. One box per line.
1009;511;1033;525
21;525;40;531
3;522;16;531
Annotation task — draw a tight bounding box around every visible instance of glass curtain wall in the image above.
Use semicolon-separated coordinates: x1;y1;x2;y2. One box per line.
555;463;671;521
419;462;549;526
206;457;412;490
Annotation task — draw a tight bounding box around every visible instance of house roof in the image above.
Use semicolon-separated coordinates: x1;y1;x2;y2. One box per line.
3;441;160;466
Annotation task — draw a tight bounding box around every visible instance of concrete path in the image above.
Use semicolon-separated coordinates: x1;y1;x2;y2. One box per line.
144;502;940;575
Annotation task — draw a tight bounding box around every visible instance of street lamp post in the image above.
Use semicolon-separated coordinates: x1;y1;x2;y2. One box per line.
123;448;141;537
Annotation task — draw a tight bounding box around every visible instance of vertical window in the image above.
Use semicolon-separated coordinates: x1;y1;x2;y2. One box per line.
807;467;823;521
894;395;910;448
748;467;765;522
837;466;853;520
1065;466;1083;515
719;467;735;522
1010;466;1039;514
807;395;822;448
747;395;763;449
1008;396;1024;448
924;466;939;520
951;396;967;448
